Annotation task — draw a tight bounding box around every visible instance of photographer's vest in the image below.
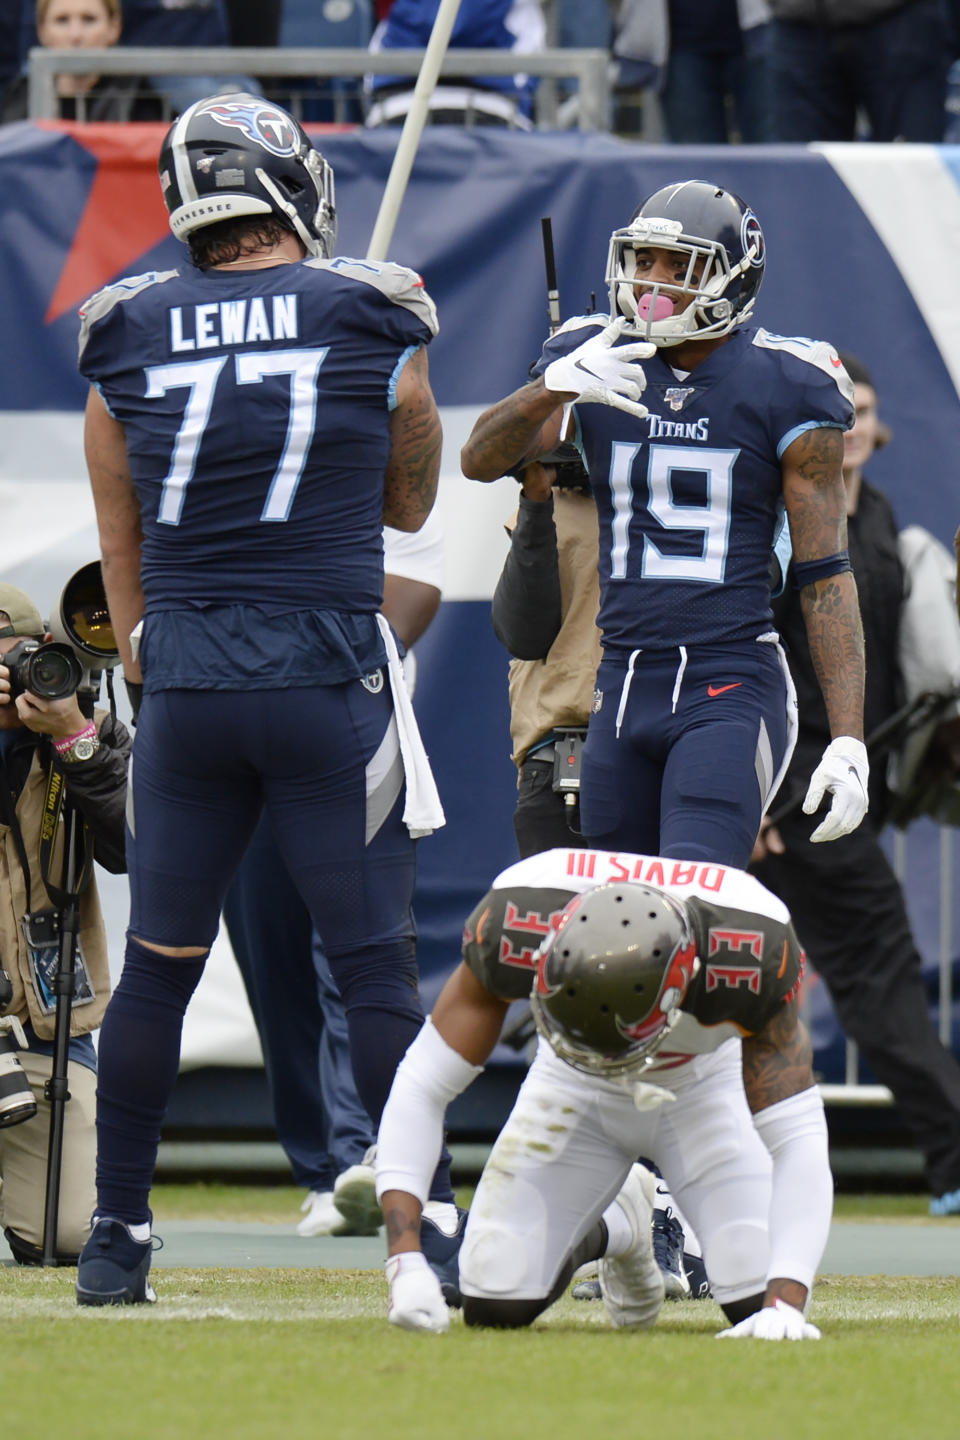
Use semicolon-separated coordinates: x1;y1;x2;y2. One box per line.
507;489;603;769
0;735;111;1040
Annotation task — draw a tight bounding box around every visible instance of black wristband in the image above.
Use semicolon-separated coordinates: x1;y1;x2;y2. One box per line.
124;678;143;725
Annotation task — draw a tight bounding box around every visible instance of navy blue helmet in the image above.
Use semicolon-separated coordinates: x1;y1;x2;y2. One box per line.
158;93;337;259
606;180;765;346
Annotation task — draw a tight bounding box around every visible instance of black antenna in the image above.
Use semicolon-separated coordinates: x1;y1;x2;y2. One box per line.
541;216;561;336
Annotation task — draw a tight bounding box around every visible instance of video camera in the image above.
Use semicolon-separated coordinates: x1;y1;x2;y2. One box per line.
3;562;120;706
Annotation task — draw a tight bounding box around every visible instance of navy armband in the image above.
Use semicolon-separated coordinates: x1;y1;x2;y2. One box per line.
792;552;852;589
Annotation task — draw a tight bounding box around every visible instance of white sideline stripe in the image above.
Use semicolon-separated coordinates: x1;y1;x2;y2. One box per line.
0;404;514;601
814;144;960;401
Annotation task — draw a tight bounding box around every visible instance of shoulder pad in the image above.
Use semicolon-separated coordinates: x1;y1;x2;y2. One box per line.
306;255;438;336
752;329;855;403
554;313;607;340
78;269;179;360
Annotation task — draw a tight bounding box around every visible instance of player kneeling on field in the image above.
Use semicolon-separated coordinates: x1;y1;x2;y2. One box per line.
376;848;829;1340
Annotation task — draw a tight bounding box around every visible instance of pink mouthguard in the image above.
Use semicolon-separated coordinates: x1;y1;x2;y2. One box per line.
636;293;676;322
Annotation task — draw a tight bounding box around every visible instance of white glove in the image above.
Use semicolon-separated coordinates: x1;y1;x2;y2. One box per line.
716;1299;821;1341
385;1251;450;1333
802;735;869;843
543;318;655;419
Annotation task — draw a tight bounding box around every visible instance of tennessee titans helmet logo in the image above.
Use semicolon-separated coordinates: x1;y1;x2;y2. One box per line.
198;99;300;158
741;210;765;268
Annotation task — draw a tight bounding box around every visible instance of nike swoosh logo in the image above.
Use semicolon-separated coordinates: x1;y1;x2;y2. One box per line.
707;683;743;697
573;357;603;381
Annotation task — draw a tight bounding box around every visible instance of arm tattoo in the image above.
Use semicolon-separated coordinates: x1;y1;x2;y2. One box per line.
784;425;865;738
741;1004;814;1112
383;1205;422;1247
383;348;442;529
461;380;563;481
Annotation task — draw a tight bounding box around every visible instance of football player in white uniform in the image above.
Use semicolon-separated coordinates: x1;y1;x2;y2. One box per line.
376;847;829;1341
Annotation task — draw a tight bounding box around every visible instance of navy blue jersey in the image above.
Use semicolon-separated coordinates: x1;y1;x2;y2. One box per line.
534;320;853;652
78;257;436;616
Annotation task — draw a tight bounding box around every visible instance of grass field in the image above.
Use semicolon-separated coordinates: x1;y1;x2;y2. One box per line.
4;1187;959;1440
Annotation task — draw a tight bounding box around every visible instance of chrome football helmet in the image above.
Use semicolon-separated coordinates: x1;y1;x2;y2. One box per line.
531;884;699;1076
606;180;764;347
158;93;337;258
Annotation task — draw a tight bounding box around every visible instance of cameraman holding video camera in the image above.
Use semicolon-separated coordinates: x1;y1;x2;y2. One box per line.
0;580;130;1265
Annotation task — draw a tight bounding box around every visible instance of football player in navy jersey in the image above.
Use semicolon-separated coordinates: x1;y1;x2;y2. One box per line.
73;94;455;1305
462;180;868;870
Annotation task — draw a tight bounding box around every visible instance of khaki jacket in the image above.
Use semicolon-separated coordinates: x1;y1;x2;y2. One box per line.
0;723;114;1040
508;489;603;767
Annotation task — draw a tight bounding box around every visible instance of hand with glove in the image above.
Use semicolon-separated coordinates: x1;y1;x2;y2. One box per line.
803;736;869;842
716;1298;821;1341
543;318;655;420
385;1251;450;1333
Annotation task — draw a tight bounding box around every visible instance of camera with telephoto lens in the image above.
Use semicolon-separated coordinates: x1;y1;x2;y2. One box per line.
2;638;83;702
0;1016;38;1129
49;561;121;695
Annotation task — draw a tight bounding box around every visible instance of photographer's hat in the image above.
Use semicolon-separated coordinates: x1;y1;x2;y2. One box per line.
0;583;45;639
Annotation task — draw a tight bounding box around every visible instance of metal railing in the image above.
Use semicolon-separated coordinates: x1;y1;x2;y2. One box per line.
26;46;612;131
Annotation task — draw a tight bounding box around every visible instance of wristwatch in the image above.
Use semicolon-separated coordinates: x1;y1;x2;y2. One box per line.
54;724;100;763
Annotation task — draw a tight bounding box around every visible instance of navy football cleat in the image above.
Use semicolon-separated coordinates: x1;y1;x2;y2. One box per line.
652;1206;691;1300
76;1216;160;1306
683;1249;712;1300
420;1204;468;1309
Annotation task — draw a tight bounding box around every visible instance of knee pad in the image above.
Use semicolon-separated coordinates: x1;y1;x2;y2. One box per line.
459;1224;531;1297
703;1219;768;1304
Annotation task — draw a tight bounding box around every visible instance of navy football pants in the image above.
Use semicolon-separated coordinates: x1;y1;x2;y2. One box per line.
95;680;453;1222
580;641;793;868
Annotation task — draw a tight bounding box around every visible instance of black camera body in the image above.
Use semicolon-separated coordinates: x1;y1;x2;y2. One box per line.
3;639;83;702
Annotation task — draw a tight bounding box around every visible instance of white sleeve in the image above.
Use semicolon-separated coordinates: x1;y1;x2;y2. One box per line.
376;1018;483;1205
383;508;446;592
752;1086;833;1296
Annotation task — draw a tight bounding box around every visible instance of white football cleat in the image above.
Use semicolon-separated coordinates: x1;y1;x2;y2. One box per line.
599;1163;665;1329
332;1145;382;1234
297;1190;353;1238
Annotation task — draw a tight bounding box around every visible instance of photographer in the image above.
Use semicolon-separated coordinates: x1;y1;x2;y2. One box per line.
0;581;130;1265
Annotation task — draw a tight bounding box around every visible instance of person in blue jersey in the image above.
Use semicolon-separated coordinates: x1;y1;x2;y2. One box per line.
462;180;868;871
72;94;456;1306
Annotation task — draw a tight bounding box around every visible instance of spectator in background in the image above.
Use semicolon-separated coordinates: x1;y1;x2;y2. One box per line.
613;0;773;142
0;7;20;96
272;0;372;126
767;0;949;140
118;0;260;114
365;0;545;129
751;352;960;1217
221;0;280;49
222;515;445;1240
4;0;164;123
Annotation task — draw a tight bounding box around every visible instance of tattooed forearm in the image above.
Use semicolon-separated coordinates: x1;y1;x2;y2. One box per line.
383;1203;423;1248
742;1005;814;1112
383;349;442;530
801;571;866;740
461;380;564;482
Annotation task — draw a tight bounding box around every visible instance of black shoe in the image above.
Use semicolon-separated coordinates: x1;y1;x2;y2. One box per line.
652;1206;691;1300
76;1216;160;1306
682;1249;712;1300
420;1204;468;1309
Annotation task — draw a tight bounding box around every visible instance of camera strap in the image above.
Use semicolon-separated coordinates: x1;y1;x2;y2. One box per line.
38;759;93;908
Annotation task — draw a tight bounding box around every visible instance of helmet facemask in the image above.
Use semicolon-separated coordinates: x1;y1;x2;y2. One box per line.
606;218;761;348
